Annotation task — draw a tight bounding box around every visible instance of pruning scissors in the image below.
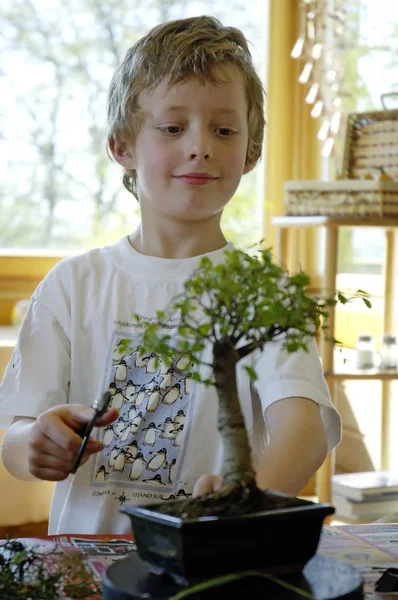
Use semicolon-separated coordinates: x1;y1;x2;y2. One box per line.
71;391;112;474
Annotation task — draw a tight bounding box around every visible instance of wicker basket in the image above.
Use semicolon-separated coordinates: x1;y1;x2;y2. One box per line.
342;109;398;181
285;109;398;217
284;180;398;217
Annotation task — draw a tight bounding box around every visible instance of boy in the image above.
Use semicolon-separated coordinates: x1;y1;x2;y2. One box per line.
0;16;341;534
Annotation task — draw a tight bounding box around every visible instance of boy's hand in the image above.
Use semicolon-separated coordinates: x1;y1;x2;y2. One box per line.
193;474;223;497
28;404;119;481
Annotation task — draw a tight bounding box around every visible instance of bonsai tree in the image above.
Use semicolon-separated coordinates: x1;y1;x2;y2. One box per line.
135;245;370;517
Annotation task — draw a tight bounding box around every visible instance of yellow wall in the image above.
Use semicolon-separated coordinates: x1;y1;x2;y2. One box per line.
0;255;63;325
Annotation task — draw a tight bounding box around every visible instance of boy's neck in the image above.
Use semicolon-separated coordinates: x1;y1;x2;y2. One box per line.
128;221;228;259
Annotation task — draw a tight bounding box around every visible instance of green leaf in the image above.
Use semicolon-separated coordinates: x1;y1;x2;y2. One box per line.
362;297;372;308
243;366;258;381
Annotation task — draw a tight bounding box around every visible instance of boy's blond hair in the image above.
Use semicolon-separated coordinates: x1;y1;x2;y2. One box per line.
107;15;265;199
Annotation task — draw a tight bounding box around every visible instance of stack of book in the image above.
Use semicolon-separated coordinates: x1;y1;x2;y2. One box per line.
332;471;398;521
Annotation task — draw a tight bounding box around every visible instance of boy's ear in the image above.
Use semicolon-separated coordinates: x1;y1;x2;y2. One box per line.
109;135;135;169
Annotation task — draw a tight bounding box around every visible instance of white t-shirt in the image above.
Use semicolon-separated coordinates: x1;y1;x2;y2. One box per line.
0;237;341;534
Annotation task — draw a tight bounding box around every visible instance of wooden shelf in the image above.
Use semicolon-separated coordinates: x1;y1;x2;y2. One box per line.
272;216;398;503
326;371;398;381
272;216;398;229
329;348;398;380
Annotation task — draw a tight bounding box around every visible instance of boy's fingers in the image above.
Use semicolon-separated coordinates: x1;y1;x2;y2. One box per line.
30;433;76;463
214;475;223;491
95;407;119;427
34;414;84;454
193;474;224;497
30;467;71;482
193;474;215;497
31;432;103;460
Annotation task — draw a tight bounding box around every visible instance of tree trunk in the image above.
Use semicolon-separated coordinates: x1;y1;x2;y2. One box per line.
213;341;256;486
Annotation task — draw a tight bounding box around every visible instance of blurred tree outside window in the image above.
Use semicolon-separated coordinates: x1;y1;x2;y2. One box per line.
0;0;267;251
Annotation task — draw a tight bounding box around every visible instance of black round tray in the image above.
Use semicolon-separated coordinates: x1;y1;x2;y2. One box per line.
102;552;363;599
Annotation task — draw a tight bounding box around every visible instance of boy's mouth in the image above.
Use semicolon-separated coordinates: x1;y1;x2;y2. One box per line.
174;172;219;186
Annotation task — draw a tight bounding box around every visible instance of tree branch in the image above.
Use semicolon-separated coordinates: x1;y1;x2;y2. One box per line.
237;341;263;360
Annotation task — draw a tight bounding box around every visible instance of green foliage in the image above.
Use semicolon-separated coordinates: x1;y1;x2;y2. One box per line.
0;539;61;599
137;245;370;386
0;538;100;599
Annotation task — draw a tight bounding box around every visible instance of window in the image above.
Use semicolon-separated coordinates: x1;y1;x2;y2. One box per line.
332;0;398;349
0;0;267;251
336;0;398;278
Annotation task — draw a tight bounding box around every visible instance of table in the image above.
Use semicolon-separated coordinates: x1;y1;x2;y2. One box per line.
2;524;398;599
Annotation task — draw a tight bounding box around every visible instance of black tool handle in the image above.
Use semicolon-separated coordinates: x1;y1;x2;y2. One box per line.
71;391;112;474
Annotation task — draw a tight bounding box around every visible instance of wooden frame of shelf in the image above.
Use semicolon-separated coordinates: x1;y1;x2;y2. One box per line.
272;215;398;504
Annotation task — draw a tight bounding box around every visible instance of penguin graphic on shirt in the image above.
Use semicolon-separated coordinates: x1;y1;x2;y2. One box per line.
172;424;185;447
129;453;147;480
113;448;128;472
109;387;127;410
142;474;166;485
146;448;167;472
142;422;162;446
120;419;132;443
114;413;131;439
162;383;182;406
102;423;117;446
159;368;175;390
163;458;177;484
95;466;109;481
176;488;191;499
145;353;159;374
108;382;117;396
176;352;192;372
121;379;140;403
134;347;150;368
146;385;162;412
159;417;177;440
127;405;137;423
108;444;122;469
159;357;174;375
112;341;127;363
130;412;144;435
161;493;176;501
131;385;151;409
125;441;141;462
172;410;186;428
114;359;128;383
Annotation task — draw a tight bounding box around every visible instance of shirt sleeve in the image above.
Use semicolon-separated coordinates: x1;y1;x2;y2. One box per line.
251;338;341;453
0;298;71;428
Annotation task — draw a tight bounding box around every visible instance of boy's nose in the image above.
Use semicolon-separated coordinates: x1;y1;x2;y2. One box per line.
185;133;213;161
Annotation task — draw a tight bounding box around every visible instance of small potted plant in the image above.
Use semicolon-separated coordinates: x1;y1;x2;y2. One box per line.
118;245;369;583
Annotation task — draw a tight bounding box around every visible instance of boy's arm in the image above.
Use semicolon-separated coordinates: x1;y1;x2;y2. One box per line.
256;396;328;495
193;396;328;497
2;407;119;482
1;417;39;481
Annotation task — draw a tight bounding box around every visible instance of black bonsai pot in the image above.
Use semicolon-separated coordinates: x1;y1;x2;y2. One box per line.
121;493;334;585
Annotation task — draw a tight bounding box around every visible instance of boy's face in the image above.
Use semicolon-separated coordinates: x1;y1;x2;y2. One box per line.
117;64;252;224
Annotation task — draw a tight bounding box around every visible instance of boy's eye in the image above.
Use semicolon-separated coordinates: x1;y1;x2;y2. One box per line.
217;128;235;136
159;126;182;135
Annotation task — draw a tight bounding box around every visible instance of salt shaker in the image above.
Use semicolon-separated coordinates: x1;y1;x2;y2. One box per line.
380;334;398;370
356;334;375;369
